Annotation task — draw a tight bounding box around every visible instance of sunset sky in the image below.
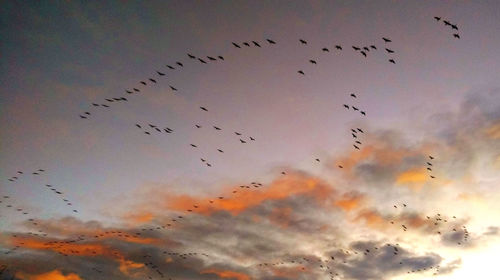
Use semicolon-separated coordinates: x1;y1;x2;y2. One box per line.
1;1;500;279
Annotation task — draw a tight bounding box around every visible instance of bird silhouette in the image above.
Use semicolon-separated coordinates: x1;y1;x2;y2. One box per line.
252;41;261;47
207;56;216;61
343;104;349;109
176;62;183;67
167;65;175;70
352;46;361;51
149;78;156;83
213;126;221;130
385;48;394;53
451;24;458;30
382;37;392;42
335;45;342;50
434;16;441;21
453;33;460;39
232;42;241;48
200;107;208;111
299;39;307;44
188;53;196;59
389;59;395;64
360;111;366;116
243;42;250;47
370;45;377;50
322;47;329;52
298;70;305;75
217;149;224;153
250;136;255;141
309;60;317;64
444;20;451;26
198;58;207;64
266;39;276;44
140;81;147;85
240;139;246;143
360;51;367;57
170;86;177;91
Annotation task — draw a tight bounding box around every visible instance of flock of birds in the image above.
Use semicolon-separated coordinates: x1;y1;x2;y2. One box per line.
0;16;474;280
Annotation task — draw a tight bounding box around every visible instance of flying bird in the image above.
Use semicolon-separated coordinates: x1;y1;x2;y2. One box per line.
453;33;460;39
370;45;377;50
298;70;305;75
385;48;394;53
218;55;224;60
322;47;329;52
240;139;246;143
451;24;458;30
140;81;147;85
207;56;216;61
343;104;349;109
389;59;396;64
217;149;224;153
434;16;441;21
176;62;183;67
335;45;342;50
198;58;207;64
309;60;317;64
352;46;360;51
266;39;276;44
200;107;208;111
170;85;177;91
360;111;366;116
188;53;196;59
213;126;221;130
243;42;250;47
235;132;242;136
382;37;392;42
149;78;156;83
252;41;261;47
249;137;255;141
232;42;241;48
167;65;175;70
360;51;367;57
443;20;451;26
299;39;307;44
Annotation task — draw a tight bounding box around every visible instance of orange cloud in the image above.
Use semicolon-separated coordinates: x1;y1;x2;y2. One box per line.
485;121;500;139
165;173;335;215
16;270;81;280
10;236;144;276
201;269;250;280
354;209;386;228
123;211;154;225
395;167;429;190
335;192;365;211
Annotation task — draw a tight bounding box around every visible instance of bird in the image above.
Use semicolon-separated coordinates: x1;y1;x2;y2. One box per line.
281;171;286;175
243;42;250;47
355;141;362;145
352;46;361;51
79;115;88;119
382;37;392;42
309;59;317;64
370;45;377;50
218;55;224;60
167;65;175;70
176;62;183;67
126;90;133;94
232;42;241;48
385;48;394;53
200;158;206;162
298;70;305;75
188;53;196;59
235;132;242;136
200;107;208;111
434;16;441;21
240;139;246;143
140;81;147;85
427;162;433;166
149;78;157;83
315;158;320;162
451;24;458;30
335;45;342;50
252;41;261;47
217;149;224;153
249;137;255;141
136;124;142;128
322;47;329;52
213;126;221;130
353;145;360;150
357;128;364;133
170;85;177;91
338;165;343;168
429;155;434;160
352;106;359;111
92;103;99;106
133;88;140;92
299;39;307;44
207;56;216;61
363;46;369;51
443;20;451;26
195;125;201;128
360;51;367;57
190;144;197;148
360;111;366;116
389;59;395;64
453;33;460;39
343;104;349;109
198;58;207;64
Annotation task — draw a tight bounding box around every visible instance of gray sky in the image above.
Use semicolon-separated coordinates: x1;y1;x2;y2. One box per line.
1;1;500;279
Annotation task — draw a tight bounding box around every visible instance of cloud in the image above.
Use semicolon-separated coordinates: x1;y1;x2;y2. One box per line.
16;270;82;280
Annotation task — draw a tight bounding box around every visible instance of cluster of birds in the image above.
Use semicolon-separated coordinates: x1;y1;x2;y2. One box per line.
296;36;397;76
426;155;436;179
7;169;45;182
342;93;367;117
434;16;460;39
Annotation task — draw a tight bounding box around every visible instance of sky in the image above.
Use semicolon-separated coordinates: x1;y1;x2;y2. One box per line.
1;0;500;279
